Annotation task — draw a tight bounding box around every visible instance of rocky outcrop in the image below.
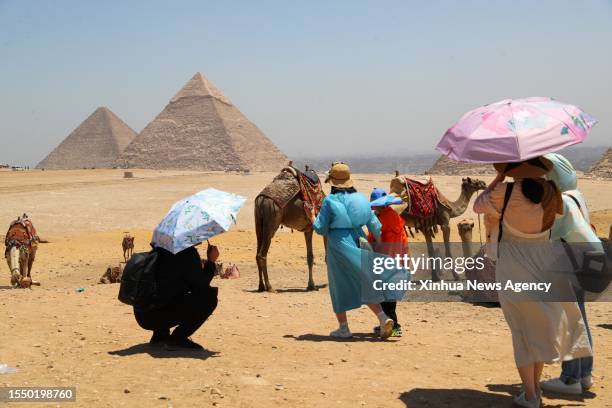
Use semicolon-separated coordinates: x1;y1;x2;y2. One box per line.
588;148;612;178
425;155;496;176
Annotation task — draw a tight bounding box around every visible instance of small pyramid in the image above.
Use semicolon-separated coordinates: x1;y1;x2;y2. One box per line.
425;155;496;176
36;107;136;169
119;72;287;171
588;147;612;178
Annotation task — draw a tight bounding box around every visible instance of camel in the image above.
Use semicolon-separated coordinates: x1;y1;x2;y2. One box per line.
99;264;124;284
255;165;324;292
457;219;475;259
4;214;40;288
392;175;486;281
122;234;134;262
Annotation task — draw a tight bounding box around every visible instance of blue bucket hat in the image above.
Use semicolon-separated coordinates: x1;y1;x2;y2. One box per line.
370;188;387;201
370;188;402;207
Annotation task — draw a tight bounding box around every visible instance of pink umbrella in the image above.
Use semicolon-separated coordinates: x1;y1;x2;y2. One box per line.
436;97;597;163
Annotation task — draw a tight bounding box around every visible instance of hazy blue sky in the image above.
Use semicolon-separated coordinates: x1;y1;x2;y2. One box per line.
1;0;611;166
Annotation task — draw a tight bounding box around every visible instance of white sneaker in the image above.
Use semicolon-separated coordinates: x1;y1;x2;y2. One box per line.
581;375;594;390
512;391;541;408
379;318;394;339
540;378;582;395
330;326;352;339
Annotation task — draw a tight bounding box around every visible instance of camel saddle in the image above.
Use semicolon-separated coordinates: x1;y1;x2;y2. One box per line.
390;176;451;232
258;166;325;220
5;217;39;249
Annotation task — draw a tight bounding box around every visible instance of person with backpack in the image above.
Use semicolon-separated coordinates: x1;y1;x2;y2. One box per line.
473;157;592;408
540;153;604;395
133;243;219;350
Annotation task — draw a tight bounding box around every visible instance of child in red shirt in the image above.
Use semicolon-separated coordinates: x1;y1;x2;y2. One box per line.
368;188;409;336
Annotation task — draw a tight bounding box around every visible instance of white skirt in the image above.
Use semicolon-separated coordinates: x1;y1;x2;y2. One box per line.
496;222;592;367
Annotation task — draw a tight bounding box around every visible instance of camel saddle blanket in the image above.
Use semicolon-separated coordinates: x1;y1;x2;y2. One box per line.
257;167;325;219
403;177;439;219
5;218;39;249
390;176;451;215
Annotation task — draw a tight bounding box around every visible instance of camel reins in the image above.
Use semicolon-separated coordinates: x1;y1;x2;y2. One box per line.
476;190;483;246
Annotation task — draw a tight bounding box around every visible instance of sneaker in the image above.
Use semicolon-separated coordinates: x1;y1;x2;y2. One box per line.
379;318;394;339
540;378;582;395
165;337;205;350
391;326;403;337
372;326;380;334
581;375;593;390
512;391;541;408
330;326;352;339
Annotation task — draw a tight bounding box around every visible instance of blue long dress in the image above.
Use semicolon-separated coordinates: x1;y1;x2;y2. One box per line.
313;191;407;313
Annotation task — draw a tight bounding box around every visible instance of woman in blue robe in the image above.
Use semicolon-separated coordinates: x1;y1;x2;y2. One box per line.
310;162;406;339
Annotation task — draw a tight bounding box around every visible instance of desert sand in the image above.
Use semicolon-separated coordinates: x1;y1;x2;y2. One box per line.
1;169;611;407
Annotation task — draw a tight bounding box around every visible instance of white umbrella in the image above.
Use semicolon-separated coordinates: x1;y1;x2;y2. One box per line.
152;188;246;254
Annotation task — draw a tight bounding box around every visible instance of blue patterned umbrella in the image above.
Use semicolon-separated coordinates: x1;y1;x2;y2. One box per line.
152;188;246;254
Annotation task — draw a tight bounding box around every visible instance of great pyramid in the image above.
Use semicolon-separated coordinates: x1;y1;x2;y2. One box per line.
37;107;136;169
119;72;287;171
425;155;496;176
588;147;612;178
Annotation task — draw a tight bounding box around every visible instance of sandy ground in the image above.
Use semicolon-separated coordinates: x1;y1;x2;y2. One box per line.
0;169;611;407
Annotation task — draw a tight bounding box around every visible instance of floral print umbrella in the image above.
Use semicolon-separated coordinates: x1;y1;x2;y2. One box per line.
152;188;246;254
436;97;597;163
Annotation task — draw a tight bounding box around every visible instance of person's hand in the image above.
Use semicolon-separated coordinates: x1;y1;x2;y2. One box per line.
207;243;220;263
494;172;505;183
303;203;316;224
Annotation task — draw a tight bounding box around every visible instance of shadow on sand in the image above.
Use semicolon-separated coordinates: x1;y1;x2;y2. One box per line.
597;323;612;331
243;284;327;294
284;332;398;343
487;383;595;406
399;388;511;408
275;284;327;293
108;343;219;360
0;286;15;290
400;384;595;407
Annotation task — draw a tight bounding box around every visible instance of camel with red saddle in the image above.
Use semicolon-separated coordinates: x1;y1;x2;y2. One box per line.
255;163;325;292
4;214;40;288
390;173;486;281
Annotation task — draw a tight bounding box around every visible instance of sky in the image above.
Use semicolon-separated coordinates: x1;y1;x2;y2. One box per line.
1;0;611;166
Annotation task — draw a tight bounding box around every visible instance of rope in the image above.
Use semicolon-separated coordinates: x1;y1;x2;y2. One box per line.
476;190;483;246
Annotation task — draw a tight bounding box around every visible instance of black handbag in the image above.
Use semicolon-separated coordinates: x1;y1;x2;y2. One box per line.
561;239;611;294
559;193;612;294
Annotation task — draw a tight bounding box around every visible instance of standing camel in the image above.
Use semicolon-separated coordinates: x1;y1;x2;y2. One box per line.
392;176;486;281
122;233;134;262
5;214;40;288
255;166;324;292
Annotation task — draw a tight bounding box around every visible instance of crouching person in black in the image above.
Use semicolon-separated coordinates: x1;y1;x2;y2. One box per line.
134;243;219;350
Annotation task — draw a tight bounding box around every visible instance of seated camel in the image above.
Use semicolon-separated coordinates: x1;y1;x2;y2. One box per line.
99;264;124;284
